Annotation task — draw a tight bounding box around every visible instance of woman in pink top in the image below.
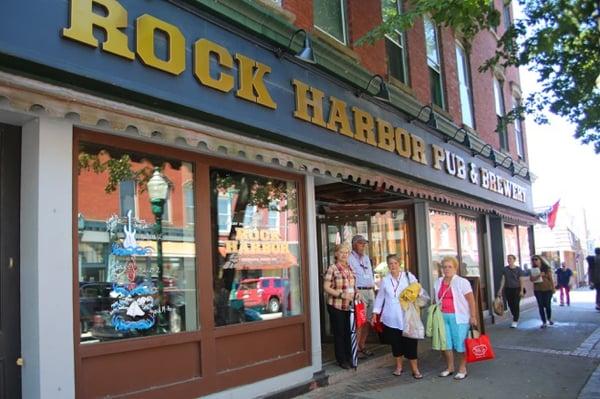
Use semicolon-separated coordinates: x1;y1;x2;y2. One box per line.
433;256;477;380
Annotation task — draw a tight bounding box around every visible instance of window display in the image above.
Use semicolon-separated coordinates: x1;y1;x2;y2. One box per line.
211;169;302;326
77;142;197;342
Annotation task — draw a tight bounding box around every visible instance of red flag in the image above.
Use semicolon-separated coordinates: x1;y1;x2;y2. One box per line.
547;200;560;230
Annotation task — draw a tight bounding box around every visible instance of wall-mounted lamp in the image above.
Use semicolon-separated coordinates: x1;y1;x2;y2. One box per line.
408;105;437;129
496;155;513;169
274;29;316;64
355;74;390;102
511;163;529;178
444;127;468;144
471;143;493;159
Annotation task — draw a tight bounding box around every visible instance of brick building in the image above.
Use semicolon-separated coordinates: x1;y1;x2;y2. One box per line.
0;1;537;398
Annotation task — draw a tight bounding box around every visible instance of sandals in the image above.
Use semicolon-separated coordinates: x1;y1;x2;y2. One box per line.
454;372;468;380
392;369;403;376
438;370;454;377
412;372;423;380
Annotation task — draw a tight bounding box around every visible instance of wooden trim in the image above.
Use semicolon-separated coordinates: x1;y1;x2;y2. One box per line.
73;127;311;397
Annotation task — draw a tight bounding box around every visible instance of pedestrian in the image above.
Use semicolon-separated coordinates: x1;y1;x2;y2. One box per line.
587;248;600;310
530;255;555;328
323;243;357;369
348;234;375;358
435;256;477;380
371;254;423;379
555;262;573;306
496;254;526;328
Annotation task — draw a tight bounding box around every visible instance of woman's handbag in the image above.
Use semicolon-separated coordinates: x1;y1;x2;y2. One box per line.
355;301;367;329
493;296;505;316
465;328;495;363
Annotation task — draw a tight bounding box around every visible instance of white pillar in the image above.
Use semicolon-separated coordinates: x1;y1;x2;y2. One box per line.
21;117;74;399
304;175;322;372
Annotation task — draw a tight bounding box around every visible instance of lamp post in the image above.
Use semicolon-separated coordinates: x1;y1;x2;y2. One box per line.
147;167;169;332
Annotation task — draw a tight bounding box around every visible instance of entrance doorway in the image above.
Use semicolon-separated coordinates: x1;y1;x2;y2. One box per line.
314;178;414;363
0;124;21;399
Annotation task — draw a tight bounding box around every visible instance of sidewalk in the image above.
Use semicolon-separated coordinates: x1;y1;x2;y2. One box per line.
295;289;600;399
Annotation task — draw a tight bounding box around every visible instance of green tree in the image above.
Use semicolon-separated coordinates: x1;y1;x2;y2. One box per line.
359;0;600;153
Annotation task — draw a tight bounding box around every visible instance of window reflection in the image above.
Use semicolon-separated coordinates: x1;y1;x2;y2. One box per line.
211;169;302;326
77;142;197;343
429;210;458;281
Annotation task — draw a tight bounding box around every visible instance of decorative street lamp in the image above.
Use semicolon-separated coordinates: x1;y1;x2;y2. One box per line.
147;167;170;332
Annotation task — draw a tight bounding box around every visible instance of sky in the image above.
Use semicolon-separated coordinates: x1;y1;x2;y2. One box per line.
520;66;600;241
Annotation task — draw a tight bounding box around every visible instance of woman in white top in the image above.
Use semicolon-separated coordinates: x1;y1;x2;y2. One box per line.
434;256;477;380
371;254;423;379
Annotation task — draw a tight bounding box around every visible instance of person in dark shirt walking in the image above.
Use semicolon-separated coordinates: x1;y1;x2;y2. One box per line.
555;263;573;306
496;254;526;328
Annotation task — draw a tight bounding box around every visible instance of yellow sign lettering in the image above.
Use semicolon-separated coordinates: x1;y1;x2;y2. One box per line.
235;54;277;109
194;39;234;93
136;14;185;75
326;97;353;137
62;0;134;60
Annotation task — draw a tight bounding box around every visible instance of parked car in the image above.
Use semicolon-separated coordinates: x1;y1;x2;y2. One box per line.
236;277;289;313
79;282;113;332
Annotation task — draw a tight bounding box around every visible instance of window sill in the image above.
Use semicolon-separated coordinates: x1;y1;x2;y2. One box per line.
312;29;361;63
388;76;414;97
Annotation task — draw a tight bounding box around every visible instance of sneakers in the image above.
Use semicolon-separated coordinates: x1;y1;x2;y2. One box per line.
548;320;554;325
541;323;548;329
510;321;518;328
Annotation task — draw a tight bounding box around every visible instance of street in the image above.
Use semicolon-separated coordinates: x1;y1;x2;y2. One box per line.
297;289;600;399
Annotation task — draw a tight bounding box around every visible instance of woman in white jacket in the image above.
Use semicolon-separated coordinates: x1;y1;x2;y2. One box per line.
371;254;423;379
434;256;477;380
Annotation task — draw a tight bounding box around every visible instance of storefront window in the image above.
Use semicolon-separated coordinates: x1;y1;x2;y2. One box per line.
211;169;302;326
370;210;409;280
518;226;531;270
429;210;458;280
504;224;519;261
459;216;480;277
77;142;198;343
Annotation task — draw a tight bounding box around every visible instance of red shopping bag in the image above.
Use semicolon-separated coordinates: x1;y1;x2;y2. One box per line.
371;313;384;333
465;329;495;363
355;302;367;329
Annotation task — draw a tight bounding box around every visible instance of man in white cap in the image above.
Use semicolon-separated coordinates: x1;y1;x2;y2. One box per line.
349;234;375;357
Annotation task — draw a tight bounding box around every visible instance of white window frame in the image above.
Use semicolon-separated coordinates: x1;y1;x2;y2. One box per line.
455;42;474;128
313;0;348;45
217;194;232;235
494;78;509;150
119;179;138;218
424;16;445;109
512;96;525;159
382;0;409;84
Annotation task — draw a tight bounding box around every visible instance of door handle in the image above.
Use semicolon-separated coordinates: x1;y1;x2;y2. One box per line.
9;257;14;269
16;357;24;367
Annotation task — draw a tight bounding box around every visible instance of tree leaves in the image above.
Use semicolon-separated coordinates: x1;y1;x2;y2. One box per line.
357;0;600;153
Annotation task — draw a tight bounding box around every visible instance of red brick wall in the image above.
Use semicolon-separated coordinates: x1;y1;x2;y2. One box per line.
282;0;525;157
346;0;386;77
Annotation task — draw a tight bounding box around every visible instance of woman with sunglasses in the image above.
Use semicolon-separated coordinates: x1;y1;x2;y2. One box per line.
530;255;555;328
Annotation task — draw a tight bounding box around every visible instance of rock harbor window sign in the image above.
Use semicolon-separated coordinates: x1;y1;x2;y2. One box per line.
60;0;526;204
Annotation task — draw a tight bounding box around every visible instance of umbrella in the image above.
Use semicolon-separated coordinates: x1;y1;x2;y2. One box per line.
349;302;358;369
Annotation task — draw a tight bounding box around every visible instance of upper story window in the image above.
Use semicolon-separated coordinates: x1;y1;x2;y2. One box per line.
424;16;445;109
512;95;525;159
314;0;348;45
455;42;474;128
503;4;512;30
493;78;509;151
382;0;408;84
119;180;136;217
